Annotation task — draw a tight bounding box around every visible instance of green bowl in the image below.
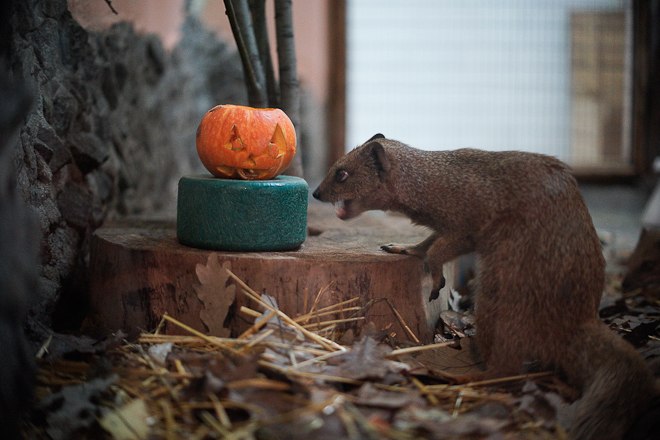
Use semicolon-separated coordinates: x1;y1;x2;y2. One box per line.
177;175;308;251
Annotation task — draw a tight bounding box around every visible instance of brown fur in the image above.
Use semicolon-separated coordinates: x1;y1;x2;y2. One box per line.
313;135;655;439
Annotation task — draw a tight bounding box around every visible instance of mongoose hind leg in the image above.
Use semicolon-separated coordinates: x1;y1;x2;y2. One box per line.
425;235;476;301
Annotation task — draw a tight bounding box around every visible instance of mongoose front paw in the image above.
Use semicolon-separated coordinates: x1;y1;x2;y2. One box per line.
380;244;409;255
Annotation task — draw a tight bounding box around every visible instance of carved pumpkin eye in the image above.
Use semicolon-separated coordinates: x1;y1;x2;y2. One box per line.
335;169;349;183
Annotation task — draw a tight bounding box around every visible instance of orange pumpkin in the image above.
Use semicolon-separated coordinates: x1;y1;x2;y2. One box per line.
195;104;297;180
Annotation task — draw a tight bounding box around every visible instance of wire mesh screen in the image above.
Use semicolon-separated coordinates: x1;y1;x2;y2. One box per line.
346;0;629;170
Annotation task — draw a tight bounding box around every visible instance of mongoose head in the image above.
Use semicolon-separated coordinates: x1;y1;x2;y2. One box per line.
312;133;392;220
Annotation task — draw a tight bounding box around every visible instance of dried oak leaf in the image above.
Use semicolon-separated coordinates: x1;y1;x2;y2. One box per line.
194;254;236;337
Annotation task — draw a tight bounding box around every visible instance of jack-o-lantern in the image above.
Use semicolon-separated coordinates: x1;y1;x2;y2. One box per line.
196;104;297;180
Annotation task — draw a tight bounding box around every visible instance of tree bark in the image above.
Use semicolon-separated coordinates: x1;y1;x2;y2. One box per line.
275;0;302;177
87;207;445;343
223;0;268;107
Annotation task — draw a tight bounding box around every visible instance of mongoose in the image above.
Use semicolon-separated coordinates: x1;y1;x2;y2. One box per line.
312;134;656;439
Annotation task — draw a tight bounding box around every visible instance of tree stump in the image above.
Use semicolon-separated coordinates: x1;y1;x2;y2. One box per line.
86;203;452;343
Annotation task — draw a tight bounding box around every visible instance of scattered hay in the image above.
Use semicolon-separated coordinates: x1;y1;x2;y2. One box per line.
28;269;573;439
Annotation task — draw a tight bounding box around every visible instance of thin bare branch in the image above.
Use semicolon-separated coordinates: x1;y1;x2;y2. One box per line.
249;0;279;107
274;0;303;176
104;0;119;15
223;0;268;107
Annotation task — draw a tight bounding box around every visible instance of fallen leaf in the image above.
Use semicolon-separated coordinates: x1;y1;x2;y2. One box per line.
355;382;424;409
39;375;117;440
44;331;126;359
99;399;150;440
194;254;236;337
396;405;509;439
324;336;403;381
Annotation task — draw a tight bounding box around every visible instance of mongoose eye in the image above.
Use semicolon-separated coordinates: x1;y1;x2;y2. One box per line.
335;169;349;183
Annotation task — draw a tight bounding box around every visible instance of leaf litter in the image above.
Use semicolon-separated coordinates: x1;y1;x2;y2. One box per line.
25;259;658;439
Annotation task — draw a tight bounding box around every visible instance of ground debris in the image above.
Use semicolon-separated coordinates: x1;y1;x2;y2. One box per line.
32;268;653;439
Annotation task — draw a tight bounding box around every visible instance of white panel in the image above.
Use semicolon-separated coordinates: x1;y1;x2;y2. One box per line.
346;0;624;161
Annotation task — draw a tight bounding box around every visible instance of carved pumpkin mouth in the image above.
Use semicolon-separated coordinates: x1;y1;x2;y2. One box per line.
215;166;276;180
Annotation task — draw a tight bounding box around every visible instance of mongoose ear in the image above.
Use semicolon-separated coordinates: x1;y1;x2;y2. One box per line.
370;141;390;176
366;133;385;143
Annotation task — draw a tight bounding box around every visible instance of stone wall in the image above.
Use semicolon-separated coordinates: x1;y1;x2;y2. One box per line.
8;0;248;333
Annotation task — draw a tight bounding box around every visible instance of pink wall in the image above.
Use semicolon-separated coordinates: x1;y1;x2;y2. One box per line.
68;0;330;102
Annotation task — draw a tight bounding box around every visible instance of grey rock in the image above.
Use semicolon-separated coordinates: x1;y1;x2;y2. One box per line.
36;122;71;172
57;182;92;230
49;86;78;135
69;132;108;173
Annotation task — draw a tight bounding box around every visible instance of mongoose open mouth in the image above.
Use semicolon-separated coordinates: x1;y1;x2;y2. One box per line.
334;200;353;220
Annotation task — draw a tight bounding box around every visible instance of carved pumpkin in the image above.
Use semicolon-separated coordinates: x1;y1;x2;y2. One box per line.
196;104;297;180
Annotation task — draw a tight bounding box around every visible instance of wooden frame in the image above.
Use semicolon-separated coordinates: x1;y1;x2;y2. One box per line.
631;0;660;179
326;0;346;168
327;1;658;180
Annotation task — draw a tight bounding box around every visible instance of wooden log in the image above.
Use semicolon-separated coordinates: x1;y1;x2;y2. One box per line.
86;203;451;343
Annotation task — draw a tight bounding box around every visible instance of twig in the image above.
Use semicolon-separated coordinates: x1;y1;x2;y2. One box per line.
36;333;53;359
104;0;118;15
138;334;244;350
266;341;327;356
303;316;365;329
337;404;361;440
238;308;277;339
295;297;361;323
424;371;553;391
412;377;439;406
225;268;345;352
160;313;241;355
226;378;290;391
199;411;232;437
291;349;347;369
246;328;274;348
296;307;362;323
452;390;464;417
387;341;456;358
134;344;178;400
306;283;334;317
385;299;420;344
259;360;362;385
160;399;177;440
208;393;232;429
464;371;553;387
240;305;262;319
